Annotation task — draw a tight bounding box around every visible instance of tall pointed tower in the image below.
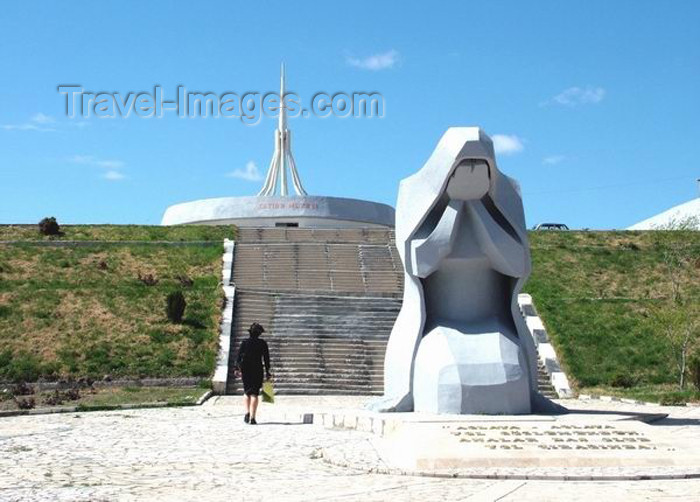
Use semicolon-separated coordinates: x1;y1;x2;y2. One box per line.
161;65;395;228
258;64;307;197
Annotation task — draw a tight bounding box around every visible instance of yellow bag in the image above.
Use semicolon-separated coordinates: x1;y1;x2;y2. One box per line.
262;380;275;403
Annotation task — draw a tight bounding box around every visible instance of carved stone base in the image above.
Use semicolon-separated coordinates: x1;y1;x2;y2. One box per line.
413;327;531;414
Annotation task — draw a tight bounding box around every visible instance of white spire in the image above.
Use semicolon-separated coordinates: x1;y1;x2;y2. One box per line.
258;63;307;197
279;62;287;131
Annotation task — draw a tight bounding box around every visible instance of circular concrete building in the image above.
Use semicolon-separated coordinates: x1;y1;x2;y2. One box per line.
627;197;700;230
161;195;395;228
161;65;394;229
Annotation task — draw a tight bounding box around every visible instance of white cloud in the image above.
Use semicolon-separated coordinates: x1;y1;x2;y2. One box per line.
346;50;399;71
226;161;263;182
1;112;56;132
68;155;124;169
543;155;566;165
492;134;524;156
69;155;95;165
2;113;87;132
31;113;55;124
96;159;125;169
547;86;606;107
103;170;126;181
1;123;43;131
68;155;127;180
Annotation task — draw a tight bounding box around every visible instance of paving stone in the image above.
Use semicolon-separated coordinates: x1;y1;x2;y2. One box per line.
0;396;699;500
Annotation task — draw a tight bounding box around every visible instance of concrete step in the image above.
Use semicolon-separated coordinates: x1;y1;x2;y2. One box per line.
231;345;388;356
228;370;383;380
268;326;395;333
237;296;401;304
230;331;391;339
227;377;384;388
231;348;387;358
226;387;383;396
230;352;386;362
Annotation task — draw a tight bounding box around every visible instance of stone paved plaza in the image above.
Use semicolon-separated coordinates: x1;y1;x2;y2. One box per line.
1;396;699;501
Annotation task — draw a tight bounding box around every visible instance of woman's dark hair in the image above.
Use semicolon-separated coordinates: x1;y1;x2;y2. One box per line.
248;322;265;338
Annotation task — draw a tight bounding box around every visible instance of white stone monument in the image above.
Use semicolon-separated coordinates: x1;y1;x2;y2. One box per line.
380;127;539;414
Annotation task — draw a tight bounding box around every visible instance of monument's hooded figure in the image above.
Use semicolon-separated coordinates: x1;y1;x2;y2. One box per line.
382;127;538;414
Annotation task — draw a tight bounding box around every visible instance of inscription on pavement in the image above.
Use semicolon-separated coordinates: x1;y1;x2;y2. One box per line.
447;424;659;451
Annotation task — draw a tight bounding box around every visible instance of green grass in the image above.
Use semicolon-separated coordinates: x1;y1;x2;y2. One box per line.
2;225;699;405
0;236;228;382
0;224;236;242
524;230;700;400
78;386;205;407
0;386;206;412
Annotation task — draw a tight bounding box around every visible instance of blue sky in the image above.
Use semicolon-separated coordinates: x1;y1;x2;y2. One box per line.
1;1;699;229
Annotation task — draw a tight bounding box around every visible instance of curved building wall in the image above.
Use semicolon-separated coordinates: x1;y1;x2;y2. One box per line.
627;198;700;230
161;195;395;228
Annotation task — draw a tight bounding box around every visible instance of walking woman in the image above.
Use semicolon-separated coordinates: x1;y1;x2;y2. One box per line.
235;322;271;425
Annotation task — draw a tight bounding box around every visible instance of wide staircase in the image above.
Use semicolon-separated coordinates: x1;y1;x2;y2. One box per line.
225;228;403;395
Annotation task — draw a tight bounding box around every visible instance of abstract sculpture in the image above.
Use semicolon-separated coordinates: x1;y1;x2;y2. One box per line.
258;63;307;197
380;127;538;414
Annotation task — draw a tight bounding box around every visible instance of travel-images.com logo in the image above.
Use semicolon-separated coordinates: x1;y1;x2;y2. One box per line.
57;85;385;125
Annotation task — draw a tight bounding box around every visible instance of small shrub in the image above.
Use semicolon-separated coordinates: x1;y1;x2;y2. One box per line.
97;260;108;270
610;371;637;389
13;381;34;396
14;396;35;410
64;388;81;401
43;386;82;407
138;272;159;286
176;274;194;287
43;390;64;406
42;361;60;380
166;291;186;323
38;217;61;236
619;241;640;251
659;394;687;406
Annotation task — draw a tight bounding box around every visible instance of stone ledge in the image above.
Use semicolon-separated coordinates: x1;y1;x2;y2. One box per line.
518;293;574;399
0;377;205;392
0;390;211;419
0;240;222;247
212;239;236;394
578;393;695;407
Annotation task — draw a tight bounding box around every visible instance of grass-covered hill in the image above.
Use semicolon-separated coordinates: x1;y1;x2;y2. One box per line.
525;230;700;403
1;224;698;404
0;225;236;383
0;224;232;242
